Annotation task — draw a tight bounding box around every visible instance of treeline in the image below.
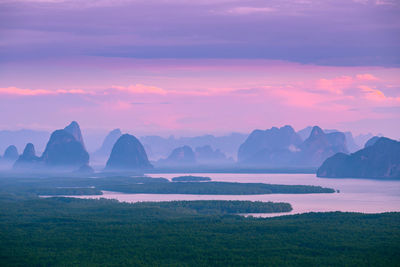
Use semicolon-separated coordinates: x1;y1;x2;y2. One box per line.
172;175;212;182
100;182;335;195
133;200;292;214
34;187;102;196
0;175;167;196
0;175;335;196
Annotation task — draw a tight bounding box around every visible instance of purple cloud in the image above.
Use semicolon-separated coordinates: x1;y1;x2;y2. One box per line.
1;0;399;66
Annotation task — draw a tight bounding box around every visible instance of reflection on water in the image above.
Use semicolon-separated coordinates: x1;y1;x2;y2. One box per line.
71;173;400;217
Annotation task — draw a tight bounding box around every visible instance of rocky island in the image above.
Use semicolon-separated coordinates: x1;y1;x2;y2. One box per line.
105;134;153;171
317;137;400;179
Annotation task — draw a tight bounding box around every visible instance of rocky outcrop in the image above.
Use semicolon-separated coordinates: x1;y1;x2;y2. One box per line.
354;133;374;148
364;136;380;148
3;145;18;162
140;133;247;161
41;129;89;169
13;143;41;170
299;126;348;167
0;129;49;156
76;164;94;174
64;121;85;149
317;137;400;179
297;126;313;141
238;125;348;167
323;129;359;153
105;134;152;171
195;145;232;164
96;129;122;157
158;146;196;166
343;132;359;153
238;125;302;166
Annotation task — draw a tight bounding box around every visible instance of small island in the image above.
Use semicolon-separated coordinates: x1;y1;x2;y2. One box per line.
172;175;212;182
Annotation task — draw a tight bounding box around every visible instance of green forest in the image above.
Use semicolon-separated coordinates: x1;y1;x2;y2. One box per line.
0;194;399;266
132;200;292;214
0;174;335;196
0;175;398;266
171;175;212;182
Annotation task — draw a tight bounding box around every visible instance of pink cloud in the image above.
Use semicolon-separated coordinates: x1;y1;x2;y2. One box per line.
358;85;400;102
0;87;88;96
266;86;324;108
316;76;353;94
1;59;399;137
225;7;276;15
111;84;167;95
0;87;51;96
356;73;379;81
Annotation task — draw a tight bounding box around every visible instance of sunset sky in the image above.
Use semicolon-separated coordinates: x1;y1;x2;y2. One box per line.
1;0;399;138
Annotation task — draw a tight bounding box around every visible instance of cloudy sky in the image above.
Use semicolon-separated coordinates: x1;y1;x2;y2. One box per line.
0;0;399;137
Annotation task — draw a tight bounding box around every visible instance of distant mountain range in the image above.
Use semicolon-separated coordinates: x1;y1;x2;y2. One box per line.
0;129;49;154
13;122;90;171
156;145;233;167
140;133;247;161
297;126;362;153
0;122;397;175
14;143;41;170
238;125;349;168
91;129;122;165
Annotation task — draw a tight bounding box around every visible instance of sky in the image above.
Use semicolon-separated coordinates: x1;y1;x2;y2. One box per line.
0;0;399;138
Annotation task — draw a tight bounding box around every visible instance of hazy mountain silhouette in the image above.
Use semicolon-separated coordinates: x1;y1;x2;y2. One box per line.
13;143;41;170
354;133;381;148
41;129;89;169
299;126;359;152
94;129;122;159
297;126;313;141
105;134;152;171
324;129;359;153
0;145;19;169
317;137;400;179
299;126;348;167
157;145;196;166
343;132;359;153
238;125;348;167
364;136;381;148
0;129;49;154
3;145;18;162
195;145;233;165
140;133;247;160
64;121;85;149
238;125;302;166
76;164;94;174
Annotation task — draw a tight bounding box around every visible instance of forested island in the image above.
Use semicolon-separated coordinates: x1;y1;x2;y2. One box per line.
172;175;212;182
99;182;334;195
0;174;335;196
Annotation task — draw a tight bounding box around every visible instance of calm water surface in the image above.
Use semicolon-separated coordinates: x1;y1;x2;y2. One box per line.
73;173;400;217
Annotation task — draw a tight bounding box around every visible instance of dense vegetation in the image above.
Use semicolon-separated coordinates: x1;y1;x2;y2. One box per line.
132;200;292;214
0;174;335;196
0;195;399;266
100;181;335;195
172;175;212;182
0;175;168;196
149;166;316;174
